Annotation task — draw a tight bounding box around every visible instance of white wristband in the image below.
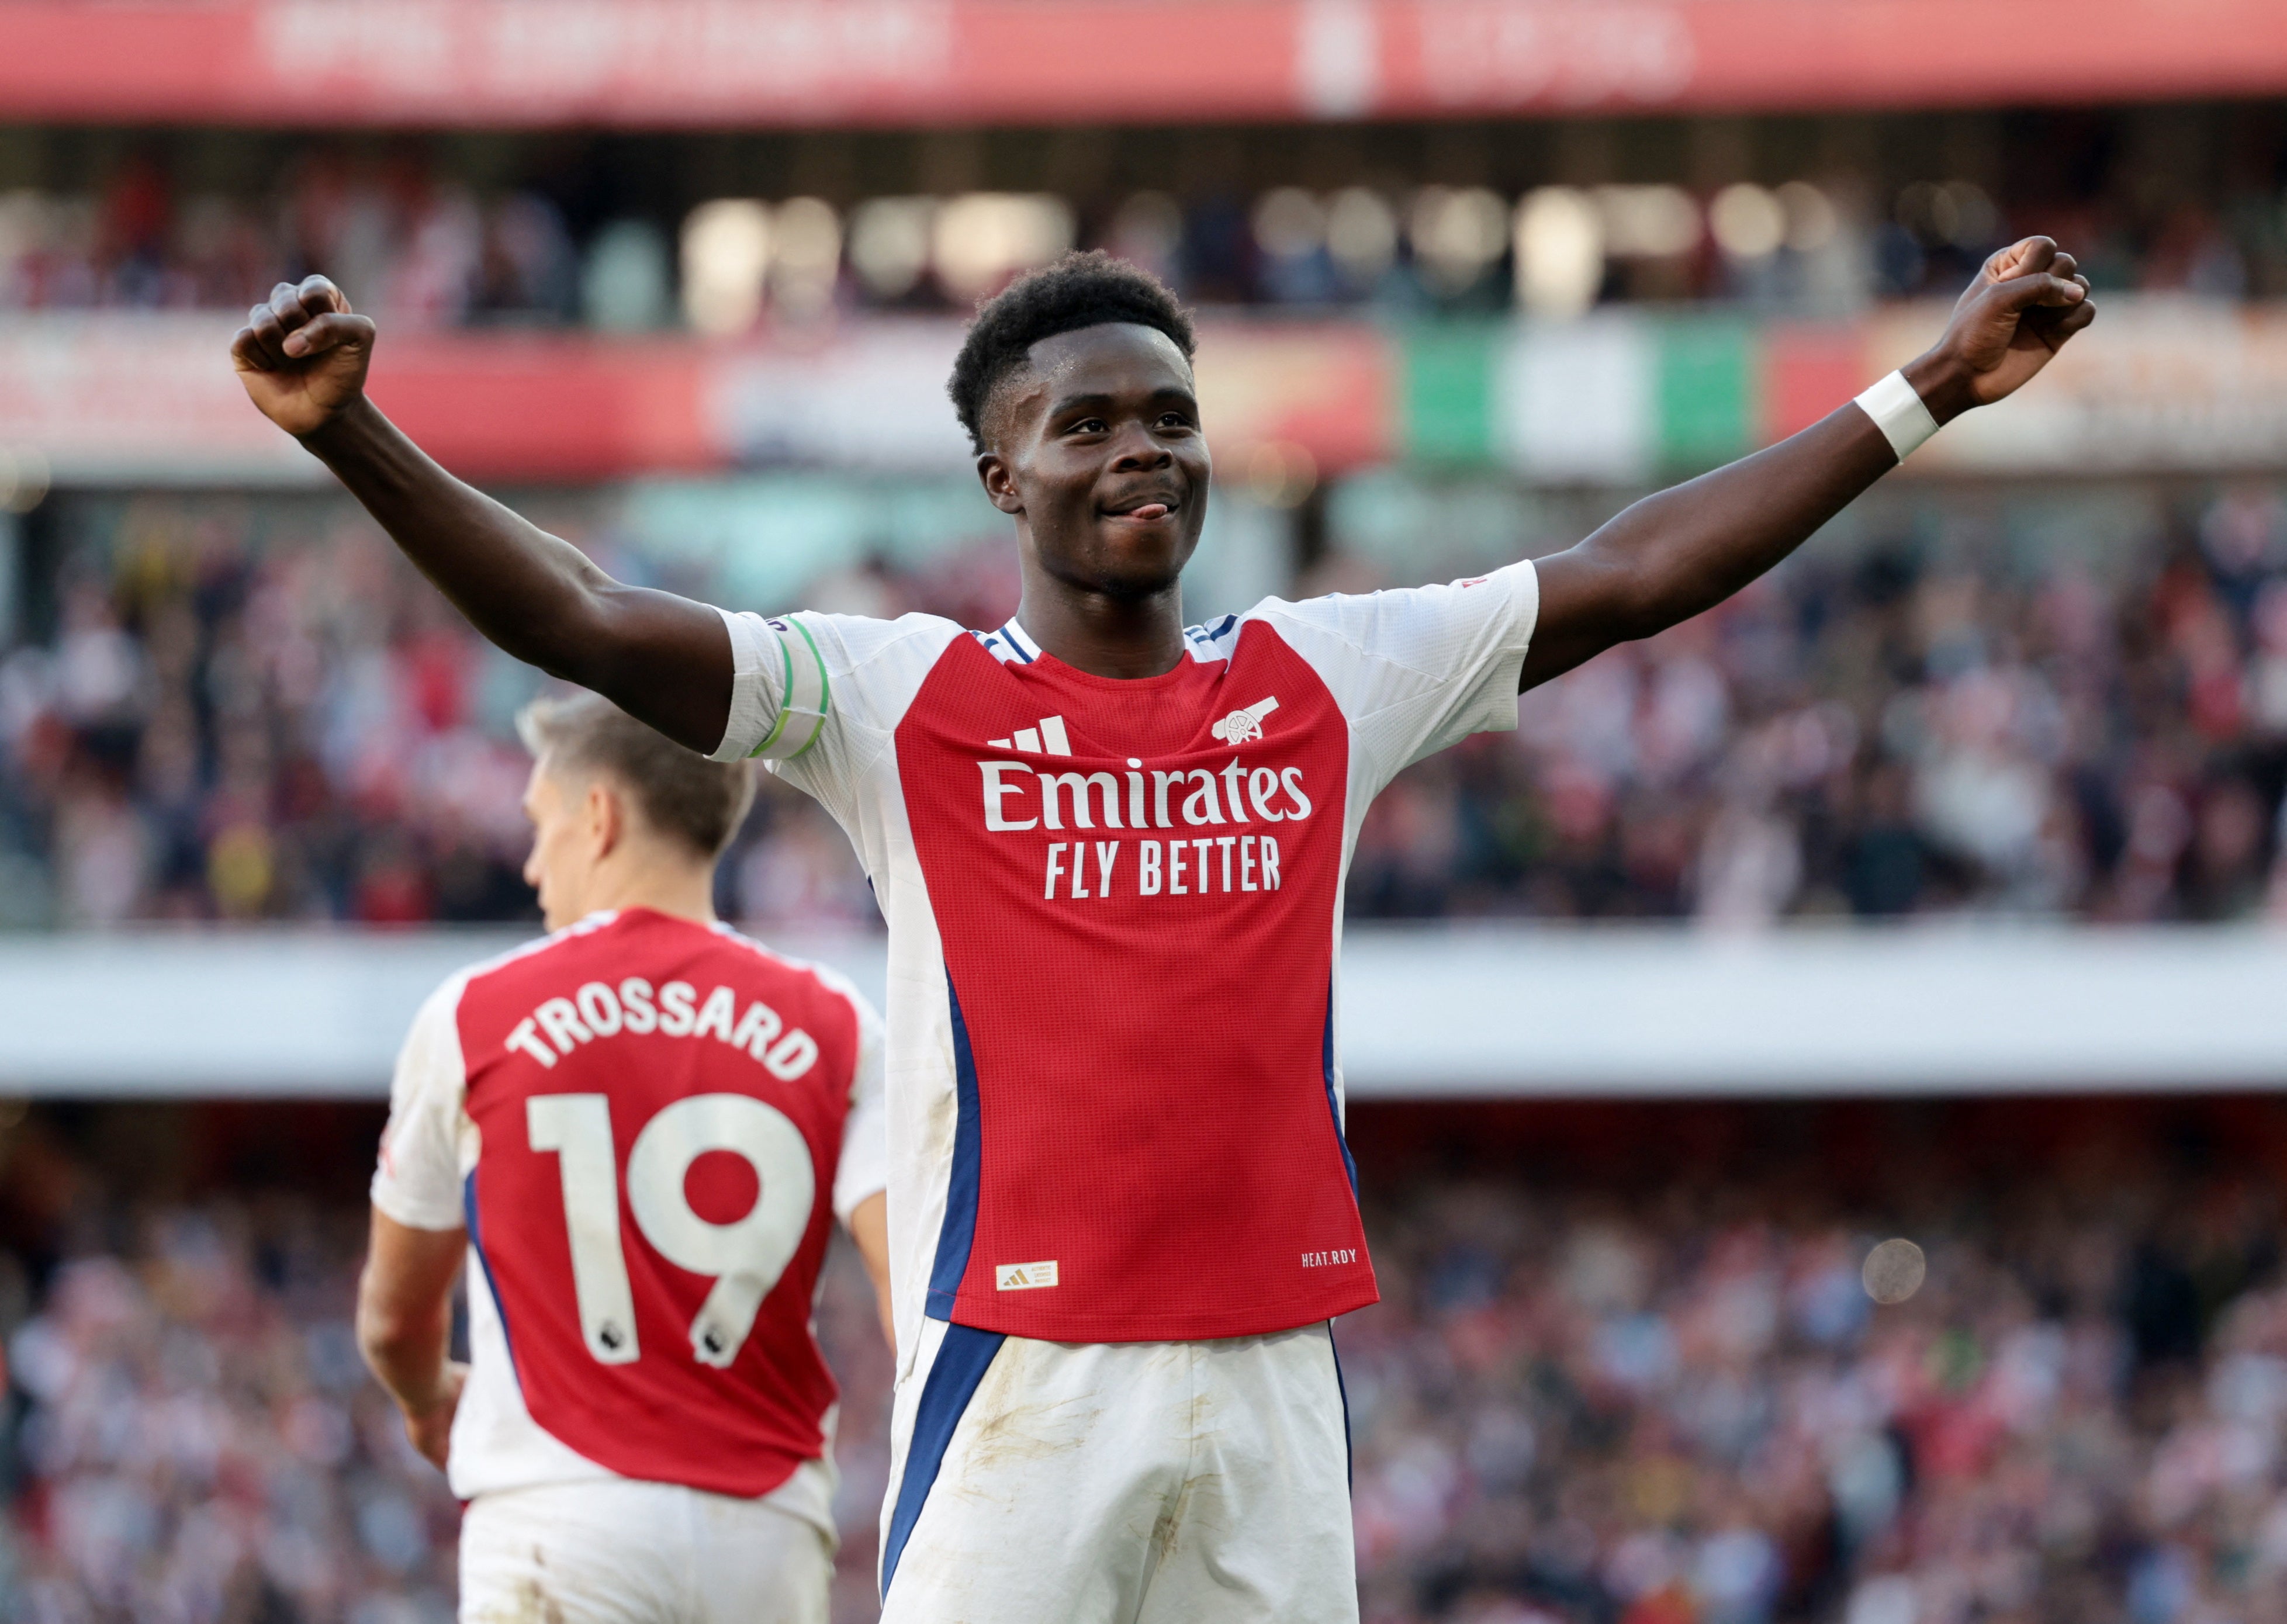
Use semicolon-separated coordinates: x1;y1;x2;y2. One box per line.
1853;370;1942;462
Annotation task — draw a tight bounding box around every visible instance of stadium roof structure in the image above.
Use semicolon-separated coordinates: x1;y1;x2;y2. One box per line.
1;0;2282;129
3;926;2282;1098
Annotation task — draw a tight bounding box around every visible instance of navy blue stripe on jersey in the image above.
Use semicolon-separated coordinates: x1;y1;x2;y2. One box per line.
881;1325;1006;1599
1183;613;1241;662
1320;982;1358;1196
974;619;1044;664
463;1169;522;1390
925;974;985;1320
994;619;1036;663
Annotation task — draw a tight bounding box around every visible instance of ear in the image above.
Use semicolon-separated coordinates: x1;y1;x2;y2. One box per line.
587;780;624;861
977;450;1023;517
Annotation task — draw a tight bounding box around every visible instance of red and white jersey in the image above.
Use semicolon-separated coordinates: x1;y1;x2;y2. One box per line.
710;565;1538;1353
370;907;887;1526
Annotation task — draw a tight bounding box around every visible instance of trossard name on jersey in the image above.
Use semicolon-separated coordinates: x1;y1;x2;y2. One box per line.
502;976;820;1081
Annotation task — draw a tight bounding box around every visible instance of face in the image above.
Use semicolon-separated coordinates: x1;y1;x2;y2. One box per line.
977;323;1211;601
520;760;601;930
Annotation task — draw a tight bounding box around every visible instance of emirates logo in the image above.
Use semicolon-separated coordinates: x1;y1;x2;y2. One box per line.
1211;697;1280;745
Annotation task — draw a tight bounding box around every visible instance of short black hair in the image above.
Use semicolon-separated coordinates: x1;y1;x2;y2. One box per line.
947;250;1196;453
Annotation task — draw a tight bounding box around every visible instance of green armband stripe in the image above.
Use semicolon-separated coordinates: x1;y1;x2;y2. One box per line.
745;625;798;760
784;619;831;761
749;616;829;763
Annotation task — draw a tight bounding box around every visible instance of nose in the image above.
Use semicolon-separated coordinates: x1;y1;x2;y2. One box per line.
1108;423;1172;472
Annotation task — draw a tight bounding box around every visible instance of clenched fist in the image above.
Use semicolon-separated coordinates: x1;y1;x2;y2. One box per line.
231;275;376;438
1909;236;2095;423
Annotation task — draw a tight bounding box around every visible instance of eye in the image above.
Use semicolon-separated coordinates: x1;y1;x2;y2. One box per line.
1067;416;1107;436
1156;411;1193;431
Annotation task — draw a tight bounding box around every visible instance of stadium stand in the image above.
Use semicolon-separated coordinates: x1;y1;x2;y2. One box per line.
7;1096;2287;1624
3;479;2283;930
0;109;2279;324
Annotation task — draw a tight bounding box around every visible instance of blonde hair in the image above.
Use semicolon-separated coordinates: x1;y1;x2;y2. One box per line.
516;692;756;859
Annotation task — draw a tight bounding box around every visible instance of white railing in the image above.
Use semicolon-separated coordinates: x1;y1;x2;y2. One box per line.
2;923;2282;1098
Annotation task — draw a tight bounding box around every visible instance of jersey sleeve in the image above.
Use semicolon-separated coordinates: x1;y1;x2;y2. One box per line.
370;977;472;1232
707;610;832;766
831;992;890;1225
1263;559;1540;792
708;610;966;858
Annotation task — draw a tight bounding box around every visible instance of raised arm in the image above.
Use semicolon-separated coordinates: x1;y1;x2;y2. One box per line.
231;276;732;753
1518;237;2094;690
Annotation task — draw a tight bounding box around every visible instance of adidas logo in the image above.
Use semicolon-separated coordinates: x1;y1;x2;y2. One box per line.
1210;697;1279;745
996;1260;1060;1291
987;715;1071;756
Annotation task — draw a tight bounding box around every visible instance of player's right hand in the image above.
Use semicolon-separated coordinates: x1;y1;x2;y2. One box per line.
231;275;376;438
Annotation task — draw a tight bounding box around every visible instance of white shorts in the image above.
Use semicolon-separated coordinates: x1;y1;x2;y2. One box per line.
459;1476;834;1624
878;1320;1357;1624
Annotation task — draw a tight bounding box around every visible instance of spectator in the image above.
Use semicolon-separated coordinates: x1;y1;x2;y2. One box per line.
8;1097;2287;1623
5;486;2287;928
0;118;2282;325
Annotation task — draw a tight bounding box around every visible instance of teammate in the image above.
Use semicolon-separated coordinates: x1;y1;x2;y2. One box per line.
356;691;892;1623
243;237;2091;1622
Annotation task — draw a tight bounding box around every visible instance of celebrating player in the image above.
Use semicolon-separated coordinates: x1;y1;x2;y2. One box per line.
356;692;891;1623
245;237;2091;1622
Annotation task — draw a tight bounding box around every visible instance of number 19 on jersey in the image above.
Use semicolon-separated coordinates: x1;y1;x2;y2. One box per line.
527;1092;814;1368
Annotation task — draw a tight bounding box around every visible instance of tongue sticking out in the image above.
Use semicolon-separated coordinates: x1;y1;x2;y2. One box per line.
1124;503;1171;521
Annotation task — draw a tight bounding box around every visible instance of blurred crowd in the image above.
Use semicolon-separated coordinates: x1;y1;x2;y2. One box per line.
0;493;1030;929
1350;482;2287;924
4;480;2286;930
6;1097;2287;1624
0;1110;463;1623
0;112;2280;333
0;502;548;930
1339;1099;2287;1624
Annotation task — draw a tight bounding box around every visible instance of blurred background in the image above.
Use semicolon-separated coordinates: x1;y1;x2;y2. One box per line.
3;1;2287;1620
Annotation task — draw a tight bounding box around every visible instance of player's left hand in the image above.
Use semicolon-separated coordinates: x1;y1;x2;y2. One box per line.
1907;237;2095;422
401;1360;467;1470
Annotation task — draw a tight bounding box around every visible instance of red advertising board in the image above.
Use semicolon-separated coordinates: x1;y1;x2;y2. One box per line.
0;0;2278;129
3;304;2282;486
0;313;1393;483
